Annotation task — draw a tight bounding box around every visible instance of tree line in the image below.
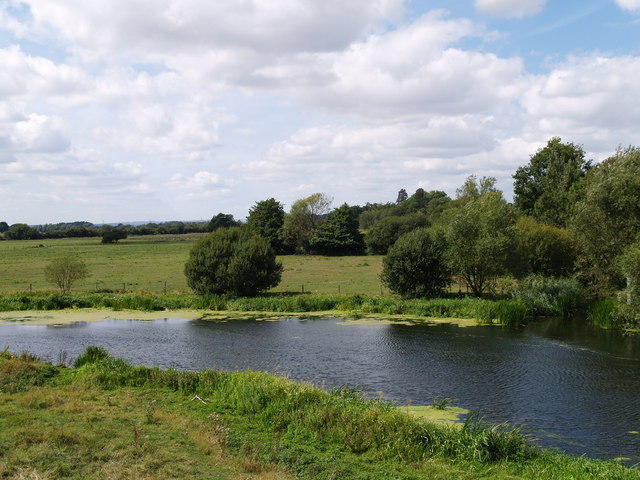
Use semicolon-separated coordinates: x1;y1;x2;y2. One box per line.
191;138;640;328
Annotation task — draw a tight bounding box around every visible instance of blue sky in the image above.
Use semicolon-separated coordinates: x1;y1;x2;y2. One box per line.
1;0;639;224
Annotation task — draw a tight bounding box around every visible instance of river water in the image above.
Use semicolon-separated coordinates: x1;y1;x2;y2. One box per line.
1;316;639;463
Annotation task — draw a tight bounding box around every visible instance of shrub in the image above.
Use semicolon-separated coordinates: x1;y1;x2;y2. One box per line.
184;227;283;297
44;256;90;293
508;275;588;317
381;228;449;299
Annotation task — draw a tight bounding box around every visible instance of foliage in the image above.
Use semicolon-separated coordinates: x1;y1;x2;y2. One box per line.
4;223;41;240
508;275;588;317
446;192;517;296
207;212;238;232
396;188;408;203
184;227;283;297
43;256;90;293
309;203;366;255
619;242;640;309
0;221;9;233
280;192;332;253
455;175;498;200
365;212;429;254
381;228;450;298
101;227;128;244
246;197;285;253
514;137;591;227
514;216;576;277
570;146;640;292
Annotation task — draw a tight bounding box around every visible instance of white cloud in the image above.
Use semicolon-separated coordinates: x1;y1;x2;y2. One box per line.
475;0;546;18
17;0;404;54
0;108;69;161
616;0;640;13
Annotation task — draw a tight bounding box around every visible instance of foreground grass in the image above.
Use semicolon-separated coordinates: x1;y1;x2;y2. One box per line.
0;236;386;296
0;292;530;325
1;348;638;480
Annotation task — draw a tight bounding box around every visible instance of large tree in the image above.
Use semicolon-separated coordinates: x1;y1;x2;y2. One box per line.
246;198;285;253
514;216;577;278
570;146;640;291
309;204;365;255
280;193;332;253
365;213;429;255
381;228;450;298
513;137;591;227
446;192;517;296
184;227;282;297
208;213;238;232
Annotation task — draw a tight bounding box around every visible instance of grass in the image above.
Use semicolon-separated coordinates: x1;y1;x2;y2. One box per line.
1;347;638;480
0;235;385;296
0;291;533;326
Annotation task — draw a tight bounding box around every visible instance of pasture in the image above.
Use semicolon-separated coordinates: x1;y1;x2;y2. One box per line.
0;235;385;295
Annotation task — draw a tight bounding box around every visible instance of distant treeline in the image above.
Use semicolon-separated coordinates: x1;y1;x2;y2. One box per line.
0;220;209;240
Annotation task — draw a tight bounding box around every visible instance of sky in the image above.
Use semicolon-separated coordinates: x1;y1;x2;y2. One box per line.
1;0;639;225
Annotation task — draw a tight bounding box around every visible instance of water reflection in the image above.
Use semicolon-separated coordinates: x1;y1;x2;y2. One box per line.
1;316;639;462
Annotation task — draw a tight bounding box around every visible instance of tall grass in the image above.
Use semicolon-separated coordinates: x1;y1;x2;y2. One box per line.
0;291;531;325
2;347;638;480
74;347;534;464
508;275;589;317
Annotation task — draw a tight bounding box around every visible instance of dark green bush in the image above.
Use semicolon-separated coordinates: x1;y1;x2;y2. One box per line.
184;227;283;297
381;228;450;298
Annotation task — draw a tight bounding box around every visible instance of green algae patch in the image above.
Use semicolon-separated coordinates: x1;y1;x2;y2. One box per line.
397;405;469;427
337;315;479;327
0;308;203;325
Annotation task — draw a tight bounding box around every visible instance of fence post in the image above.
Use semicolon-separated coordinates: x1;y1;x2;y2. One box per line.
164;281;167;295
302;284;305;293
338;284;341;294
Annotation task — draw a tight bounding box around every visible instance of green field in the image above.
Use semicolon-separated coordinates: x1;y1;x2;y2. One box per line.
0;236;385;295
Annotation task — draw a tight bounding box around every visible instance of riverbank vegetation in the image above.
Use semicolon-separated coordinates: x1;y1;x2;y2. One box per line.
0;285;583;326
1;347;638;480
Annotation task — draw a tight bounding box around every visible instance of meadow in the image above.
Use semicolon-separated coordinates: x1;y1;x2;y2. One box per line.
0;235;385;296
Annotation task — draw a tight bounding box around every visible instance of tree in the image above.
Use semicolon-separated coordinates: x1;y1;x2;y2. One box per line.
365;213;429;255
281;193;332;253
570;146;640;291
381;228;450;298
44;257;90;293
396;188;408;204
309;204;365;255
513;137;591;227
455;175;497;201
0;221;8;233
446;192;517;296
514;216;576;278
208;213;238;232
246;198;285;253
4;223;41;240
184;227;282;297
101;227;127;244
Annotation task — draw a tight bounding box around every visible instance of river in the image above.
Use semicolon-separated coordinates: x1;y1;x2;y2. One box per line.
1;315;639;463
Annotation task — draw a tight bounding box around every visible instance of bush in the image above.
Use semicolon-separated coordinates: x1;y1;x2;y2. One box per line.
381;228;449;299
44;256;90;293
184;227;283;297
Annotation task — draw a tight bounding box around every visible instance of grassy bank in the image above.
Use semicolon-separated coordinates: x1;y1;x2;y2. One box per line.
0;291;530;325
0;236;385;296
1;347;637;480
